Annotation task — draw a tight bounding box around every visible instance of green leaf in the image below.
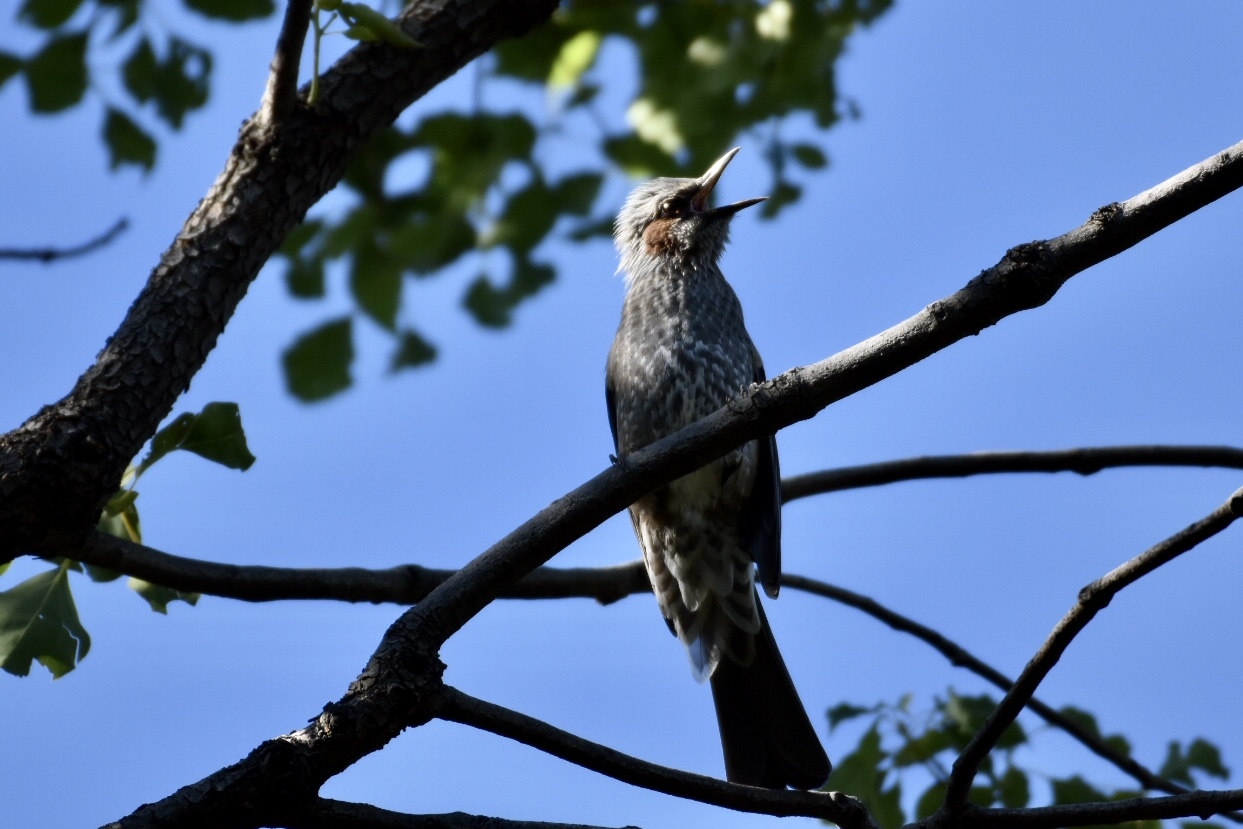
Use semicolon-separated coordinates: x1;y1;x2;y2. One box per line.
19;0;85;28
123;37;211;129
183;0;274;21
24;32;88;113
103;107;157;171
338;3;420;47
386;209;476;275
1160;741;1194;786
891;725;953;767
102;489;138;517
350;245;402;330
0;52;21;89
827;725;903;829
285;257;325;298
567;217;614;242
141;402;256;474
1049;775;1107;805
915;781;947;820
548;30;601;88
281;219;324;255
463;258;555;329
1057;705;1103;739
1187;737;1229;780
0;564;91;678
827;702;873;730
759;179;803;219
126;577;199;614
283;317;354;402
603;134;675;178
82;564;122;583
554;172;604;216
390;330;437;372
789;142;828;169
997;766;1030;808
97;490;142;543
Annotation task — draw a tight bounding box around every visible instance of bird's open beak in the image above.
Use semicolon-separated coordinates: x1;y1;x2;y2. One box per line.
691;147;767;216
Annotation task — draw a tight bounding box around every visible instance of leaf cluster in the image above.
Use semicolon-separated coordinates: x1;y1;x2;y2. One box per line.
828;693;1231;829
278;0;891;399
2;0;273;171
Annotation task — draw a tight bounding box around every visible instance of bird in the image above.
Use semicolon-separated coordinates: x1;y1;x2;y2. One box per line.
605;147;831;789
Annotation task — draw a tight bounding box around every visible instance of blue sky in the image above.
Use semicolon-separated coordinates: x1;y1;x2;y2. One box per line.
4;3;1243;828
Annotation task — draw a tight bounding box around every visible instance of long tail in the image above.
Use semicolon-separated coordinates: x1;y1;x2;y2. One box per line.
708;599;830;789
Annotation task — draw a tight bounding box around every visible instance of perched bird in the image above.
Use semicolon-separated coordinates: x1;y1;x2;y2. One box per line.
605;148;831;789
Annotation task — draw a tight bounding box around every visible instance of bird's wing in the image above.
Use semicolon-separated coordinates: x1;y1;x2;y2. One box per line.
742;354;782;598
605;372;621;454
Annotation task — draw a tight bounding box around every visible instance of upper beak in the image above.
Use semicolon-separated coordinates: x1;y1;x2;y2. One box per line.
690;147;767;216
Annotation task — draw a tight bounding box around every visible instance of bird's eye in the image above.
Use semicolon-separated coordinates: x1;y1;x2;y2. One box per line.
658;199;685;219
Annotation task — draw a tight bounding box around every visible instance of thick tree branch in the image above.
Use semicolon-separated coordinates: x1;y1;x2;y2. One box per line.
284;798;633;829
954;788;1243;829
259;0;313;127
0;217;128;263
943;485;1243;811
100;140;1243;824
437;686;878;828
783;445;1243;501
0;0;560;562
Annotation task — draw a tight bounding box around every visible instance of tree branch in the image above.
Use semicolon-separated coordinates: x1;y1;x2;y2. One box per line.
284;798;633;829
436;686;879;828
783;574;1242;819
259;0;313;127
0;217;128;263
98;139;1243;824
73;531;649;605
783;445;1243;501
955;788;1243;829
943;485;1243;811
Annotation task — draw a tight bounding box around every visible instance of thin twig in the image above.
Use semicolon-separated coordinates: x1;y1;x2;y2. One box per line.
284;798;634;829
0;218;128;263
955;788;1243;829
782;574;1243;821
782;445;1243;502
943;486;1243;811
437;686;879;828
260;0;313;127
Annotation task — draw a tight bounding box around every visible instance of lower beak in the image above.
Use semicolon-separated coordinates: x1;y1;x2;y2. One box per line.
691;147;768;215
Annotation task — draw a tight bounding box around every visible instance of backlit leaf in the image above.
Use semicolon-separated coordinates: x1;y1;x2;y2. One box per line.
25;33;88;112
283;317;354;402
0;565;90;678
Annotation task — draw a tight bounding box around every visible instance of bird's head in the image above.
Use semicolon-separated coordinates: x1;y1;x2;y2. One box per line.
614;147;766;278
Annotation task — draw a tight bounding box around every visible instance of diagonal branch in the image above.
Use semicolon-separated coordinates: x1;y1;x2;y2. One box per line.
943;485;1243;811
782;445;1243;502
437;686;879;828
0;217;128;263
954;788;1243;829
783;574;1243;820
100;140;1243;826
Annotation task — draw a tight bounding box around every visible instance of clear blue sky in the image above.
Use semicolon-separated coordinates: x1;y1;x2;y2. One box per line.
4;3;1243;827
